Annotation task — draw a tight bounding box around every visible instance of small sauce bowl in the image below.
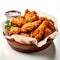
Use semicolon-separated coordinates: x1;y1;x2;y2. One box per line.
5;10;21;19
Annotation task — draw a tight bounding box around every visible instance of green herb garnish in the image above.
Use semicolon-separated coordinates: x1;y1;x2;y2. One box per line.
5;20;14;30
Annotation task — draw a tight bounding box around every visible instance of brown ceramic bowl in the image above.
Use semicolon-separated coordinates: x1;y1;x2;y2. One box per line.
5;37;53;53
3;32;53;53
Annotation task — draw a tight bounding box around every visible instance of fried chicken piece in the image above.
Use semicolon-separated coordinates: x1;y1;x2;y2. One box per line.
10;16;25;27
44;27;52;38
8;26;21;35
21;20;43;33
48;19;56;31
31;20;48;42
39;17;56;31
20;33;30;37
48;19;54;24
25;9;30;13
39;17;48;21
24;9;39;22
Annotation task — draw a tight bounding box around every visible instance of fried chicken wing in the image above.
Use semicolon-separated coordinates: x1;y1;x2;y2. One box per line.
8;9;56;42
10;16;25;27
48;19;56;31
44;28;52;38
39;17;48;21
25;9;30;13
21;20;43;33
39;17;56;31
8;26;21;35
20;33;30;37
31;20;48;41
24;9;39;22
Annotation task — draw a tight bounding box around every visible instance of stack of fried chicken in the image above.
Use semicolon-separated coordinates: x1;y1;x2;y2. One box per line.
8;9;56;42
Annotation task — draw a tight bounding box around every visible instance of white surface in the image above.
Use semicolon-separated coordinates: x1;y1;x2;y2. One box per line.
0;0;60;60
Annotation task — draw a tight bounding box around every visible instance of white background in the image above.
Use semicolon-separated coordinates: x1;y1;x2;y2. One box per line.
0;0;60;60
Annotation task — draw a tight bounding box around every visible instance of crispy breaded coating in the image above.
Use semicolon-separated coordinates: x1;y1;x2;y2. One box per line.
48;19;54;24
10;16;25;27
8;9;56;42
8;26;21;35
25;9;30;13
21;20;43;33
44;28;52;38
31;20;48;41
24;9;39;22
48;19;56;31
39;17;48;21
20;33;30;37
39;17;56;31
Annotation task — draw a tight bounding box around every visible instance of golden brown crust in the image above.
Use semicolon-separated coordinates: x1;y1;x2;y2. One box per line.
25;9;30;13
43;28;52;38
8;26;21;35
20;33;30;37
24;9;39;22
30;20;48;41
48;19;56;31
21;20;42;33
10;16;25;27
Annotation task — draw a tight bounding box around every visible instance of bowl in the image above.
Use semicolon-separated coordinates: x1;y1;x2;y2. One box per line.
5;10;21;19
6;37;53;53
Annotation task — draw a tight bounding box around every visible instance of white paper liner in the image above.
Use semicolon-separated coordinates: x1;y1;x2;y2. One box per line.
1;11;59;47
5;35;37;45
